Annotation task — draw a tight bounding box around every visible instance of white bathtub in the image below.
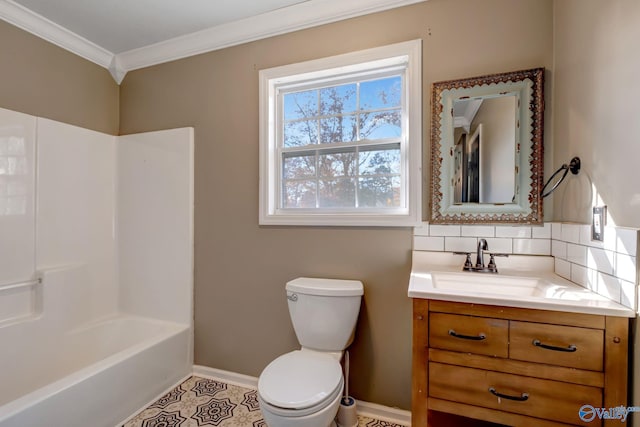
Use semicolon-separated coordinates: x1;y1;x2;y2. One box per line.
0;315;192;427
0;121;194;427
0;120;194;427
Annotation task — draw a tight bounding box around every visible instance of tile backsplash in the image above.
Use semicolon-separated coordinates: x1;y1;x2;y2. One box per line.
413;222;639;311
550;223;637;310
414;223;552;255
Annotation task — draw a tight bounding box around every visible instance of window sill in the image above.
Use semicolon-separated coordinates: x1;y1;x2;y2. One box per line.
259;211;421;227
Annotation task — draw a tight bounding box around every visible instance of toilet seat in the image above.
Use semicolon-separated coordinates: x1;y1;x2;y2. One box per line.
258;350;343;417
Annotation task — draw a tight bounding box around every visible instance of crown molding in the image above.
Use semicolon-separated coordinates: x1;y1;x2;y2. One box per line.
115;0;426;74
108;56;127;85
0;0;113;69
0;0;426;84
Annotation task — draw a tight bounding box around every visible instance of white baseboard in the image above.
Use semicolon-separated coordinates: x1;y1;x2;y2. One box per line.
192;365;411;426
193;365;259;388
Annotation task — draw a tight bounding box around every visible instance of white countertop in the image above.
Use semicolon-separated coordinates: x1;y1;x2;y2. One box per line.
408;251;636;318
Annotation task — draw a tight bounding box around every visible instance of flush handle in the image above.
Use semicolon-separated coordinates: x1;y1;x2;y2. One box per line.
448;329;486;341
532;339;577;352
287;293;298;302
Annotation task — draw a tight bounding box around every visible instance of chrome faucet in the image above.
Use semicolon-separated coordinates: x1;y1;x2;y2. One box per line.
476;238;488;269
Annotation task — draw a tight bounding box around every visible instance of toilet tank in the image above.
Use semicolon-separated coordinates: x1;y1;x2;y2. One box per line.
286;277;364;352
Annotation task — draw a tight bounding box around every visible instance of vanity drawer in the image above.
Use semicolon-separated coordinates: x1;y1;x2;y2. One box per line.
510;321;604;371
429;362;602;426
429;313;508;358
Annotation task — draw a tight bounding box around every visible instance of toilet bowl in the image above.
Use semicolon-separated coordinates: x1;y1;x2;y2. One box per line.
257;278;363;427
258;350;343;427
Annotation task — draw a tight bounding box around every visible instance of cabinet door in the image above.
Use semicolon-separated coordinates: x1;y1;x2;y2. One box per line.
510;321;604;371
429;312;508;357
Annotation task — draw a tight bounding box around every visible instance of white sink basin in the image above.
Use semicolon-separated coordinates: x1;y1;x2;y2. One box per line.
408;251;635;317
430;271;549;297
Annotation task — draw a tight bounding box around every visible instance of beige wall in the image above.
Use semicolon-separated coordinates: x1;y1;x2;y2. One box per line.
119;0;553;409
0;20;119;134
473;96;517;203
553;1;640;420
553;0;640;228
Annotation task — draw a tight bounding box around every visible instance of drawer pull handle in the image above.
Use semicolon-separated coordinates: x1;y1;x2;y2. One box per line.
532;339;577;352
489;387;529;402
448;329;486;341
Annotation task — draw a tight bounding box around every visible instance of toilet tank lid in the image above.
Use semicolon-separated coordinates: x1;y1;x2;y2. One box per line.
286;277;363;296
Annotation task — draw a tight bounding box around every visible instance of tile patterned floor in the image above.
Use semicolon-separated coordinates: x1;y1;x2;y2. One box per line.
123;376;406;427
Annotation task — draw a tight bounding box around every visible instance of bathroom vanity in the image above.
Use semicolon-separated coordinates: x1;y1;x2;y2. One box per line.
409;252;634;427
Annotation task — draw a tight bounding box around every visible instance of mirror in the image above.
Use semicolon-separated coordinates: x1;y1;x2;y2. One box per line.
430;68;544;223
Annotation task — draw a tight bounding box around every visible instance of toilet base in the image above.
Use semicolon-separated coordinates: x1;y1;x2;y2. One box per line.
258;386;342;427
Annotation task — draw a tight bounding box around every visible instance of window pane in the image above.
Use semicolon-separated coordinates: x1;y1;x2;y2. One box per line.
359;176;401;207
320;84;357;116
284;120;318;147
360;76;402;110
318;151;356;178
359;147;401;175
283;180;316;208
284;90;318;120
319;178;355;207
360;109;401;140
320;114;357;144
283;154;316;179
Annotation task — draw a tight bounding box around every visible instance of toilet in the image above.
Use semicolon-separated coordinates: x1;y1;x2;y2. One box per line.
258;277;364;427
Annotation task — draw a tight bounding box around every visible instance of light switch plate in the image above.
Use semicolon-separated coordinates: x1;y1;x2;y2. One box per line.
592;206;606;242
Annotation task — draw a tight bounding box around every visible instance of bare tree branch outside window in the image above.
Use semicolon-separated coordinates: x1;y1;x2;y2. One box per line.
282;76;403;209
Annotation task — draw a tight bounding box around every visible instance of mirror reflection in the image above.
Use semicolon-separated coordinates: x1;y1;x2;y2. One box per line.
430;68;544;224
452;95;517;204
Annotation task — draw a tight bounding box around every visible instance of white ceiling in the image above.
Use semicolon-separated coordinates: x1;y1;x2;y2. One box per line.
10;0;310;54
0;0;426;83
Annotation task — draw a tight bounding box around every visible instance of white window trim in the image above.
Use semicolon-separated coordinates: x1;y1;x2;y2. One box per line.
259;39;422;226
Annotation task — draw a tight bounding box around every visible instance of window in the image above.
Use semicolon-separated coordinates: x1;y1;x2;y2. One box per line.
259;40;421;226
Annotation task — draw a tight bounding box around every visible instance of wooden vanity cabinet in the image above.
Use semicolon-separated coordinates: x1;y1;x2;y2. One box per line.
412;299;629;427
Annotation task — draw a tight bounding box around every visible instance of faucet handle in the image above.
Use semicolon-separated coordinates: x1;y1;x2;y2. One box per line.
487;254;497;272
453;252;474;271
488;253;510;258
486;253;508;273
463;253;473;270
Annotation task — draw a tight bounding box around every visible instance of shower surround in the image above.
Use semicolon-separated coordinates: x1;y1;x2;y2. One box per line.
0;108;194;427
